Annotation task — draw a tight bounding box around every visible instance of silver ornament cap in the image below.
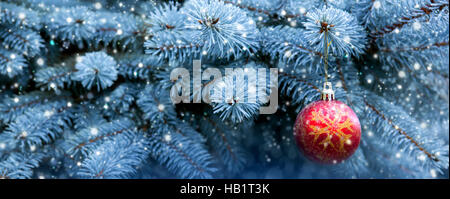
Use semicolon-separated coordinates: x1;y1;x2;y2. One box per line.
321;82;335;101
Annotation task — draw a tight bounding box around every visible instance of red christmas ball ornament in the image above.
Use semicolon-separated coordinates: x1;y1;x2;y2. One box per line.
294;82;361;164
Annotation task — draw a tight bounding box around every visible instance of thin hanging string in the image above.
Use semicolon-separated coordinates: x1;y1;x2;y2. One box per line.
323;2;330;84
320;4;335;101
320;20;335;100
323;30;330;83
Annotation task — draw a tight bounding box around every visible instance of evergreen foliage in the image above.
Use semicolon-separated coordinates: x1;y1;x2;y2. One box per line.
0;0;448;179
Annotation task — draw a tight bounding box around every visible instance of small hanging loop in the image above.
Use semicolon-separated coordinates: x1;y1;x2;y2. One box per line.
321;82;335;101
